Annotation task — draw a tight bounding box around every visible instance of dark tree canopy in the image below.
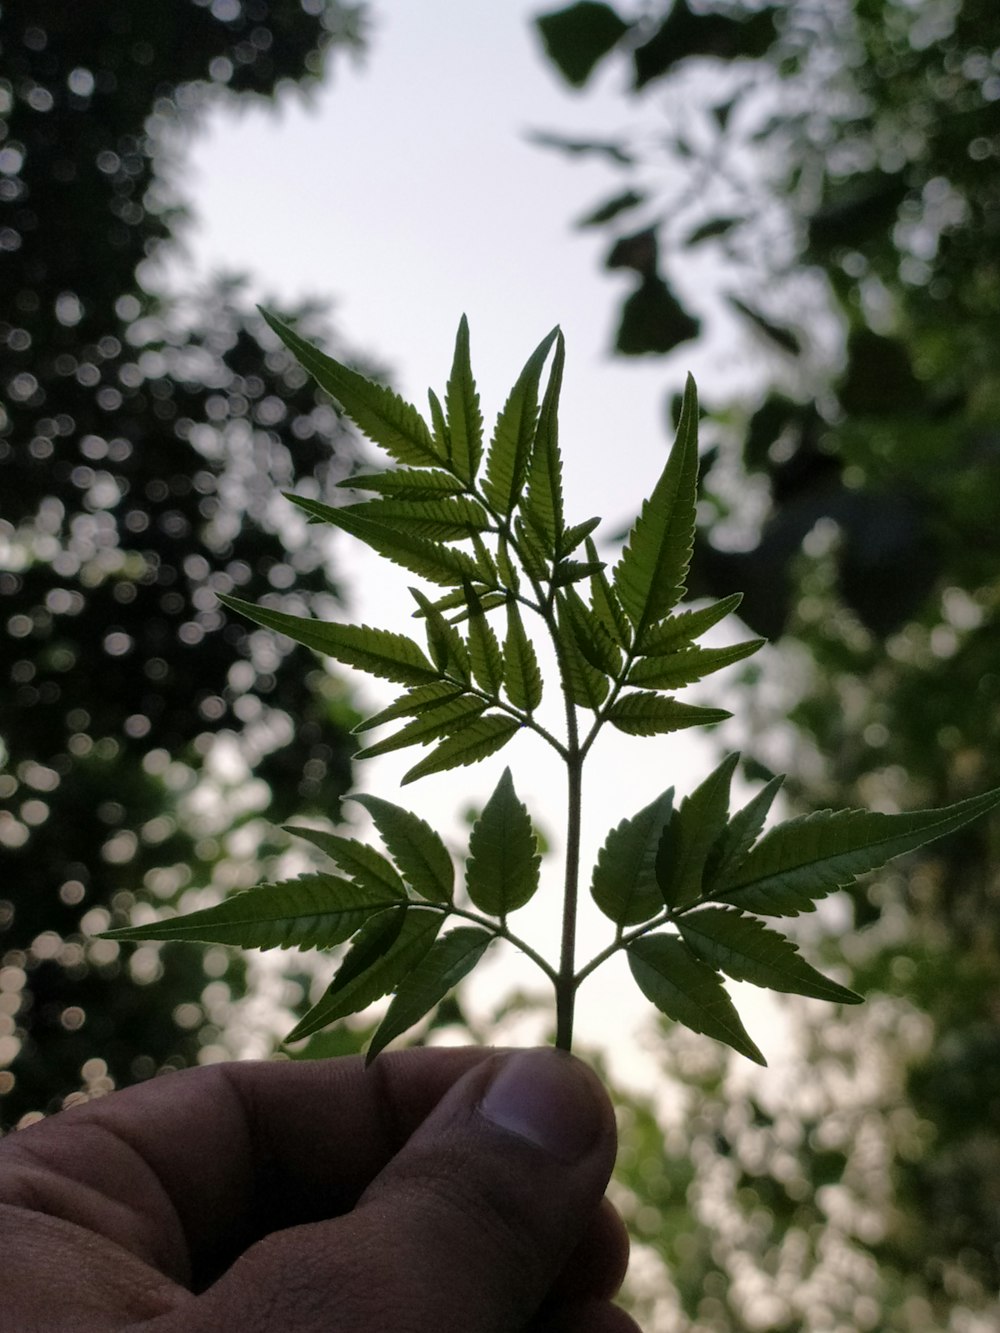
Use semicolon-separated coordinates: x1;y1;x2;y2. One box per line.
0;0;370;1126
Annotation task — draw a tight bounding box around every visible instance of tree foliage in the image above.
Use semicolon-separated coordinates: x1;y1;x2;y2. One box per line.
0;0;368;1127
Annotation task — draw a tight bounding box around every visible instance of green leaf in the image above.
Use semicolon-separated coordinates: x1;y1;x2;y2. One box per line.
427;386;449;459
343;496;490;542
588;538;632;649
495;535;521;596
286;495;482;588
445;315;484;483
557;596;610;709
677;907;862;1005
410;588;471;683
553;558;606;587
607;692;729;736
260;310;442;467
482;328;560;519
285;907;442;1042
286;827;408;900
220;595;439;687
706;775;785;884
657;754;740;908
628;933;765;1065
560;586;622;676
402;714;521;785
612;374;699;633
535;2;630;89
514;515;552;583
353;681;466;733
637;593;744;655
101;875;398;952
466;768;541;916
523;329;566;549
591;788;674;926
352;794;454;905
502;600;543;712
337;469;466;500
626;638;764;689
713;786;1000;916
366;927;494;1062
354;695;488;761
560;516;601;557
467;586;505;695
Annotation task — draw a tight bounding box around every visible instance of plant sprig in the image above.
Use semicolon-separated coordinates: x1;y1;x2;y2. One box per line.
103;317;1000;1063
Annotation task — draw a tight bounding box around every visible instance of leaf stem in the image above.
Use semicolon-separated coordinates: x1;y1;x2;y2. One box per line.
555;737;583;1052
427;902;559;985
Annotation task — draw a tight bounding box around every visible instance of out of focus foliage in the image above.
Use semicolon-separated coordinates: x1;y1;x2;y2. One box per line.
537;0;1000;1327
0;0;370;1128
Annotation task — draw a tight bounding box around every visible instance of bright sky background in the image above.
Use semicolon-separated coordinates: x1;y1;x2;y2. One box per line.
165;0;788;1086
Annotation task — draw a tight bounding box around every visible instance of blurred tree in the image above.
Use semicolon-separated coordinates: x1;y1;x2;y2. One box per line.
536;1;1000;1326
0;0;371;1127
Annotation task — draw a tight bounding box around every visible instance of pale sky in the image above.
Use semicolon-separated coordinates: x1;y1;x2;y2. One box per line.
166;1;788;1085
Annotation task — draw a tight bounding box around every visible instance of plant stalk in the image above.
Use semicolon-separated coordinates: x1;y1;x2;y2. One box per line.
555;748;582;1051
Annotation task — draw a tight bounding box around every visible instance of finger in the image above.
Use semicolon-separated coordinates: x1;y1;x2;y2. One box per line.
0;1046;492;1286
551;1196;630;1303
530;1298;644;1333
184;1048;620;1333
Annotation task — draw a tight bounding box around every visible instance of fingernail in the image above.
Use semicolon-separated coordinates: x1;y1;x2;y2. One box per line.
478;1049;606;1163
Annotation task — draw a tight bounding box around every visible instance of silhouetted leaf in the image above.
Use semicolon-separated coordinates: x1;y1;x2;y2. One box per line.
657;754;740;908
352;794;454;904
535;1;629;89
616;275;700;355
632;1;778;89
466;768;541;916
482;328;559;518
286;827;408;900
592;788;674;926
503;601;543;712
402;714;521;784
445;314;484;482
608;693;730;735
577;189;647;228
626;638;763;689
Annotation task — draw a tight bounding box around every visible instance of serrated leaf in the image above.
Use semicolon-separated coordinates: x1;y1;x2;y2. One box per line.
553;558;606;586
427;385;449;459
637;593;743;655
712;786;1000;916
561;586;622;676
560;516;601;557
286;907;442;1042
514;515;552;582
466;768;541;916
411;588;471;683
495;535;521;596
628;933;765;1064
220;595;439;687
607;692;729;736
482;328;560;518
286;496;483;588
502;601;543;712
353;681;466;733
346;496;490;542
467;585;505;695
352;794;454;905
557;596;610;709
440;591;509;624
523;329;565;548
261;309;442;467
355;695;488;761
657;754;740;908
706;774;785;884
445;314;484;483
627;638;764;689
613;374;699;632
286;827;408;900
101;875;398;952
337;468;466;500
366;927;494;1062
402;714;521;785
677;907;862;1006
588;538;632;649
591;788;674;926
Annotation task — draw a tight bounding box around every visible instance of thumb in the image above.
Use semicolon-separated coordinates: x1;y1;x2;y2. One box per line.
195;1048;622;1333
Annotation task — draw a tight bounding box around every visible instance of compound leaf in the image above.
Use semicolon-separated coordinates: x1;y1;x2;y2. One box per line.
613;374;699;633
367;927;494;1062
713;786;1000;916
354;695;487;761
607;692;729;736
352;794;454;905
411;588;471;683
402;714;521;785
591;788;674;926
285;827;408;900
677;907;862;1005
706;774;785;884
628;933;765;1064
353;681;466;733
466;768;541;916
261;310;442;467
102;875;398;952
286;907;443;1042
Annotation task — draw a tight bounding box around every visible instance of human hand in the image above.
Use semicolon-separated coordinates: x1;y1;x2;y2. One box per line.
0;1046;640;1331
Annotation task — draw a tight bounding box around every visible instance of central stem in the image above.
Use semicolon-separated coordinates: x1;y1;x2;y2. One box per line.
555;748;582;1051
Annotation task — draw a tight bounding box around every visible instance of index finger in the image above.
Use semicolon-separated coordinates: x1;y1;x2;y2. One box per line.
0;1046;492;1288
